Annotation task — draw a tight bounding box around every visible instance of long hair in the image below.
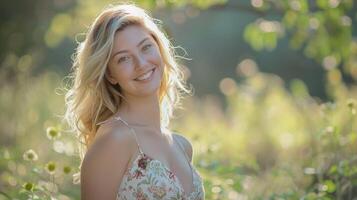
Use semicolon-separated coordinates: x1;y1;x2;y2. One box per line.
63;3;191;159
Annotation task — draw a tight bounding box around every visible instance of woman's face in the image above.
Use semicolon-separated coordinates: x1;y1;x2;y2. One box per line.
106;24;164;98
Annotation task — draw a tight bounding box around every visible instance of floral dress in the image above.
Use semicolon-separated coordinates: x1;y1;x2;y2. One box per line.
116;148;205;200
96;115;205;200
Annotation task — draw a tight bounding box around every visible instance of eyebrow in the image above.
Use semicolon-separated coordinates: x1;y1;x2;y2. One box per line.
111;37;150;59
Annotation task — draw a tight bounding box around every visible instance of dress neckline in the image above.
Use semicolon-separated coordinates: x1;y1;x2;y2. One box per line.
126;149;200;199
112;115;198;198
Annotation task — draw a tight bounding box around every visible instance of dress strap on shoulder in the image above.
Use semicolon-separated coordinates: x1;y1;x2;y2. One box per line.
173;134;191;164
113;115;143;154
173;134;195;188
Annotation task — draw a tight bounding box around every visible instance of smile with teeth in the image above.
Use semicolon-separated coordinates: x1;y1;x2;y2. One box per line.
135;69;155;81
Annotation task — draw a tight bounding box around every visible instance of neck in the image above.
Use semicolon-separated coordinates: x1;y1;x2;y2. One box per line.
116;93;162;132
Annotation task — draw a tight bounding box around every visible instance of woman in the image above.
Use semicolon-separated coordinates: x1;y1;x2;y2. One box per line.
64;3;205;200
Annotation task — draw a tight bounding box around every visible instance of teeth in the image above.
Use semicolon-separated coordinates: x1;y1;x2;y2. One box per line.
136;69;154;81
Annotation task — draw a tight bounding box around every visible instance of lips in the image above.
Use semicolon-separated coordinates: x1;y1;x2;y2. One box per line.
134;68;155;81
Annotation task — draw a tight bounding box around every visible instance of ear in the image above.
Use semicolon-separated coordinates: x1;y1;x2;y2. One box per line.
105;70;117;85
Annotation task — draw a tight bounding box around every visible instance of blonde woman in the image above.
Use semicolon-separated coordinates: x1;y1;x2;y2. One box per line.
64;3;205;200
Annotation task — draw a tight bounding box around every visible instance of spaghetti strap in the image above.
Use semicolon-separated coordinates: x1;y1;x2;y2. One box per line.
173;135;191;164
172;134;195;193
112;115;144;154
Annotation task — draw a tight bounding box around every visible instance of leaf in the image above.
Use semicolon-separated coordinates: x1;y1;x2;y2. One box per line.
317;0;329;9
264;32;278;50
283;11;298;28
328;165;337;175
324;180;336;193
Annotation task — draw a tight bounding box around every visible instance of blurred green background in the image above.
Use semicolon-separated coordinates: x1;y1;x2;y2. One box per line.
1;0;357;199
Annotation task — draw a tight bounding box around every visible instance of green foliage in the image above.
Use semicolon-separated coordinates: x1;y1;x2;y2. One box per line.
244;19;284;51
153;0;356;79
247;1;356;79
0;63;357;199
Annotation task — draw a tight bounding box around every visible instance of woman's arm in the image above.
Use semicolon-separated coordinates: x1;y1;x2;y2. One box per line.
80;126;135;200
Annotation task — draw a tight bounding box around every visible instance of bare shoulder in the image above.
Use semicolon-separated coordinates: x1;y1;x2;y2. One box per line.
80;122;136;199
172;132;193;163
83;122;135;163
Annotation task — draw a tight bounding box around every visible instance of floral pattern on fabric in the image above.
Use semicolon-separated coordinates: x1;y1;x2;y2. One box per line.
117;152;205;200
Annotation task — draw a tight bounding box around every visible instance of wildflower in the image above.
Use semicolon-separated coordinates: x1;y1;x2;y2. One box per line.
45;161;56;175
347;98;356;108
46;127;61;140
347;98;356;115
63;166;72;174
53;141;65;153
23;149;38;161
23;182;34;191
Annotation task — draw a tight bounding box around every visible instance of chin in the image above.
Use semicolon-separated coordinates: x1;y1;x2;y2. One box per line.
133;83;161;97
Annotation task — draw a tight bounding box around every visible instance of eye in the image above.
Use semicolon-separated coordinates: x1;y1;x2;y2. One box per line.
118;56;130;63
142;44;152;51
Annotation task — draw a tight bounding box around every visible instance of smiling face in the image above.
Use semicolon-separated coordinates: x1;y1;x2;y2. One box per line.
106;24;164;98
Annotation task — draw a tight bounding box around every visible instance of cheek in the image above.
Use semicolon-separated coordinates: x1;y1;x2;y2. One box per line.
151;49;164;65
118;70;133;82
110;66;132;82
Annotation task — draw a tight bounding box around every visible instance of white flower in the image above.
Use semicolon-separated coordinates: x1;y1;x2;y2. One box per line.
23;149;38;161
45;161;56;175
46;127;61;140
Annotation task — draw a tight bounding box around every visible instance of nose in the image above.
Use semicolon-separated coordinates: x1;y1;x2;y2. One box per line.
135;54;150;70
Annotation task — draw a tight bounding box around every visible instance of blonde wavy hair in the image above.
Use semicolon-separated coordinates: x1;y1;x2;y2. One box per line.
64;3;192;158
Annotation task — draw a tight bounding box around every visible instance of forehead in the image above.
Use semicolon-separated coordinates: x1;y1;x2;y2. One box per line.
112;24;152;51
